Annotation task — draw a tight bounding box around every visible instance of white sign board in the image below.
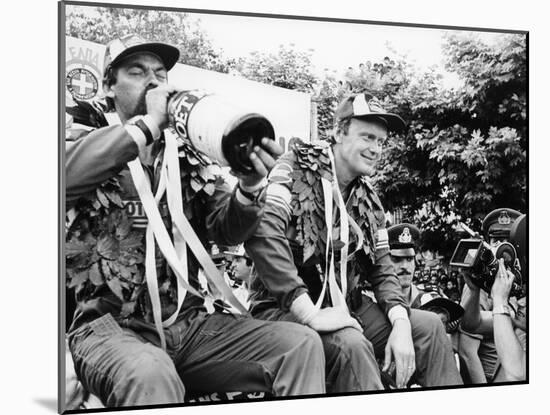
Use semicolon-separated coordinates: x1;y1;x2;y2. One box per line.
65;36;312;149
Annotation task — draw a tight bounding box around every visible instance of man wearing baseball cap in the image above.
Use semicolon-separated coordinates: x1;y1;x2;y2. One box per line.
245;92;462;392
224;245;254;285
413;292;464;328
65;35;326;409
223;245;254;308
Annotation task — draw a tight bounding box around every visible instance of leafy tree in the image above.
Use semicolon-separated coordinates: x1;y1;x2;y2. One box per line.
236;44;318;92
443;33;527;134
371;33;526;256
313;73;341;141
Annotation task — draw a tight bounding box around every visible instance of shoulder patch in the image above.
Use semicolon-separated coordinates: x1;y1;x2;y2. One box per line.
375;228;389;251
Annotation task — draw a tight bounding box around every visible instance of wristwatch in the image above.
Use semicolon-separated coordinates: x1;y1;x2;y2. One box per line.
492;304;512;316
129;115;160;146
238;185;260;202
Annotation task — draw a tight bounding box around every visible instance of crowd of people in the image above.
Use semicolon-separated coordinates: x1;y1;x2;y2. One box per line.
411;265;463;302
64;35;527;411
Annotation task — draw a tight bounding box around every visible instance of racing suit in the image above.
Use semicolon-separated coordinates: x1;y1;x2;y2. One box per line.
65;119;325;408
245;142;462;392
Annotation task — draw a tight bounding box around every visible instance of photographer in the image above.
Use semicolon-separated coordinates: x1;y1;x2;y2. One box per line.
460;260;526;381
65;35;326;408
457;208;526;382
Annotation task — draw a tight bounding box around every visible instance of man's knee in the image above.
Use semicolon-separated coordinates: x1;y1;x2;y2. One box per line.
410;309;446;340
274;322;324;358
322;328;382;392
324;327;375;362
301;325;324;351
114;346;185;405
256;322;326;396
127;346;179;384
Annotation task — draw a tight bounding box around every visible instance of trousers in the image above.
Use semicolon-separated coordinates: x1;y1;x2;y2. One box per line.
254;294;463;393
68;311;326;408
356;295;463;387
254;307;384;393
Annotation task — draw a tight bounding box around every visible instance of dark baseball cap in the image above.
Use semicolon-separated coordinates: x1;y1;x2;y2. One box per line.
418;292;464;322
223;245;249;259
334;93;406;133
104;34;180;73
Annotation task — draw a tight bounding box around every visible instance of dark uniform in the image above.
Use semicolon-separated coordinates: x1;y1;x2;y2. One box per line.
388;223;463;340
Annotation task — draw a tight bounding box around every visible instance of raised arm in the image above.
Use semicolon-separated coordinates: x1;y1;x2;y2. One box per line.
459;272;493;334
491;260;526;381
205;137;284;246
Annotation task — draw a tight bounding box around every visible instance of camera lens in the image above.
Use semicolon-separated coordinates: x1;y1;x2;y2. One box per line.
495;242;517;267
479;246;495;265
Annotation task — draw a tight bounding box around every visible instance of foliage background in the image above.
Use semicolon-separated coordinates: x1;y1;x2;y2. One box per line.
66;6;527;259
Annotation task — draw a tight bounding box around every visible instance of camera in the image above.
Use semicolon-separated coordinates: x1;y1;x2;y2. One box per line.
168;90;276;175
449;223;523;295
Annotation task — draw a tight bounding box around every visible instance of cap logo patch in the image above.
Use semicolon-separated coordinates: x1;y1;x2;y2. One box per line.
366;97;384;113
498;211;511;225
352;94;371;115
398;227;412;243
123;35;144;48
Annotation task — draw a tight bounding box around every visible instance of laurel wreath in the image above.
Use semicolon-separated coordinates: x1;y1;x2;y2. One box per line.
289;141;386;270
65;121;219;319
